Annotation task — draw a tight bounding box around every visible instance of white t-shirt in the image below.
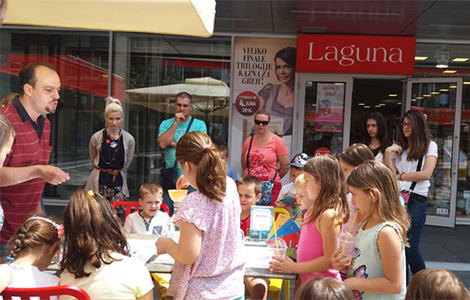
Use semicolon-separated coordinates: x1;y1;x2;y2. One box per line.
392;141;438;196
59;253;153;300
4;264;59;300
123;211;169;236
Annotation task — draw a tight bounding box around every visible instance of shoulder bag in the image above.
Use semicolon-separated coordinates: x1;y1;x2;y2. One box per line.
400;156;423;206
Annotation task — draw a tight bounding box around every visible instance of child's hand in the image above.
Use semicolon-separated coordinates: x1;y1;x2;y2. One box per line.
331;249;351;272
156;237;173;255
269;255;296;273
176;176;190;190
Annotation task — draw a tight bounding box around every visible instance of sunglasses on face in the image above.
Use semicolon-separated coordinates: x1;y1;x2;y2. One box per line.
254;120;269;126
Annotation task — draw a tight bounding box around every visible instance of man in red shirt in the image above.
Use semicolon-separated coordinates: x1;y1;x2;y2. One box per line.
0;63;70;255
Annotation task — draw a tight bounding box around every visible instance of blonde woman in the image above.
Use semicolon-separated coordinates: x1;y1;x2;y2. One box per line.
86;97;135;206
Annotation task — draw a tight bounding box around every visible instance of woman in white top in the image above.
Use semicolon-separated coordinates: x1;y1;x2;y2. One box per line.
384;110;438;283
363;111;391;163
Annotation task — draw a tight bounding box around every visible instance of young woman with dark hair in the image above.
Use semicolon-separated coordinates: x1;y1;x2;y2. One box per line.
384;109;437;282
362;111;391;162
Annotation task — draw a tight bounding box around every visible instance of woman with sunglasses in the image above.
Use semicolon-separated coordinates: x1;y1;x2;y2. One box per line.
384;110;437;283
241;109;290;206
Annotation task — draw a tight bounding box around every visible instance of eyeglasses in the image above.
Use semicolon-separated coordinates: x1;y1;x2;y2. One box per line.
401;122;411;128
254;120;269;126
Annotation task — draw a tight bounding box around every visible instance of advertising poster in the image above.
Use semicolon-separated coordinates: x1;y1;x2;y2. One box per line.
230;37;296;181
315;83;344;133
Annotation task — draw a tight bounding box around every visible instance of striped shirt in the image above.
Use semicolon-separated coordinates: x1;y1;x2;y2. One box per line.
0;98;52;243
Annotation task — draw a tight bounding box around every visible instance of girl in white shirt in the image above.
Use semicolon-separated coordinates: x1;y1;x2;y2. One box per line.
5;215;61;290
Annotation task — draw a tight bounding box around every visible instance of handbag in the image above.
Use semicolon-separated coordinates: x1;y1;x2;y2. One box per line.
160;117;194;191
246;135;277;206
400;156;423;206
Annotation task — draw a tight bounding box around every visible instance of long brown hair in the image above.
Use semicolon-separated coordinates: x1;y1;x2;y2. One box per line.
398;110;431;161
302;155;349;226
61;190;129;278
347;161;410;245
175;131;226;202
338;143;375;167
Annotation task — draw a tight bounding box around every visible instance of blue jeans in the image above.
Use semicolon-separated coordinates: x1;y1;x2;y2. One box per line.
405;192;427;283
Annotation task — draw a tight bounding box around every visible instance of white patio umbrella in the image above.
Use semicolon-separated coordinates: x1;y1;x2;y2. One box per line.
125;77;230;117
3;0;216;37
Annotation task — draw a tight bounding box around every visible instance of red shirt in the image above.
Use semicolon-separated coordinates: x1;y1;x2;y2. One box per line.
240;215;251;237
0;100;52;243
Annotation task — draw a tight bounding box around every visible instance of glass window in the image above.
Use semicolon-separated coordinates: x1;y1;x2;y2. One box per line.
457;79;470;219
0;29;110;201
113;33;231;198
302;81;346;158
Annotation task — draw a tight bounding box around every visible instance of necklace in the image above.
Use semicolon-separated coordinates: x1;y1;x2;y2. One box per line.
99;129;121;165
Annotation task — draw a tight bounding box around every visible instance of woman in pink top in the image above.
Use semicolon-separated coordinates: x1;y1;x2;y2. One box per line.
241;109;290;206
270;155;349;285
156;131;245;300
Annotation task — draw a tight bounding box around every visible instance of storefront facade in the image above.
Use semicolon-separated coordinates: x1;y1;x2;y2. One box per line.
1;26;470;226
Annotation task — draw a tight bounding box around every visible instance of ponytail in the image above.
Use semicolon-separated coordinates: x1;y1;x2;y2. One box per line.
175;131;226;202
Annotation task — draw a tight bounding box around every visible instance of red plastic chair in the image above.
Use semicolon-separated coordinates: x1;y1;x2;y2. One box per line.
160;203;170;216
111;201;141;219
1;285;91;300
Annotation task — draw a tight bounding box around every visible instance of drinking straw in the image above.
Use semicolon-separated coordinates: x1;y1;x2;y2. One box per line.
340;211;358;256
272;215;280;257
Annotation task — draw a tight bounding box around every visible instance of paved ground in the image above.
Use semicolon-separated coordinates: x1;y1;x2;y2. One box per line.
421;225;470;288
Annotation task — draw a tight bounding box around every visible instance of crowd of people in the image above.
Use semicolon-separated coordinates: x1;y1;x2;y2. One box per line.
0;61;468;300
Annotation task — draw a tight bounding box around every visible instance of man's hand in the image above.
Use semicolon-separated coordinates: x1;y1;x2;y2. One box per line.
174;113;187;124
40;165;70;185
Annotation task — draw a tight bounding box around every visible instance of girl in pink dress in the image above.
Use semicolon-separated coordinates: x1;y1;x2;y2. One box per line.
156;131;245;300
270;155;349;287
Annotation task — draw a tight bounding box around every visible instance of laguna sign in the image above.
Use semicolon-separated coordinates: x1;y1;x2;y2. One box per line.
297;34;416;75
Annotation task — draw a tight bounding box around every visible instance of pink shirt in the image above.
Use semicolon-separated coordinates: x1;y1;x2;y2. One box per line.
168;178;245;300
242;134;288;185
297;214;341;283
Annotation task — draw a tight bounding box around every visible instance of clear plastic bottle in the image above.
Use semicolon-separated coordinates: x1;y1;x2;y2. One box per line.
165;204;180;242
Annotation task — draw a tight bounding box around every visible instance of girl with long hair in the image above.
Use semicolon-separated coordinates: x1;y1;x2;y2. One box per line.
362;111;391;162
384;110;437;281
270;155;349;285
156;131;245;300
334;161;410;299
60;190;153;300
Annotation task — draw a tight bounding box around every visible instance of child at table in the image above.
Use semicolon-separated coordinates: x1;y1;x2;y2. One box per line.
275;153;309;221
238;175;269;300
3;216;61;290
270;155;349;285
333;161;410;300
216;143;238;183
60;190;153;300
239;175;262;237
123;182;169;236
156;131;245;300
123;182;170;300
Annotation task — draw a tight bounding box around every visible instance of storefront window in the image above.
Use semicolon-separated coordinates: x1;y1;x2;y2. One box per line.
302;81;346;157
457;79;470;220
0;29;231;202
0;29;110;201
113;33;231;198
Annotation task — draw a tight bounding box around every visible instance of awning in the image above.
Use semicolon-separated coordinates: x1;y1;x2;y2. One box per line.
3;0;216;37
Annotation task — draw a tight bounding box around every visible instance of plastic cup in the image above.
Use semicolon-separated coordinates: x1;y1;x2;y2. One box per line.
168;189;188;203
337;231;356;264
266;238;288;260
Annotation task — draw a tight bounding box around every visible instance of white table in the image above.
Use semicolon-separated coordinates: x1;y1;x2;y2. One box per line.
127;234;296;280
